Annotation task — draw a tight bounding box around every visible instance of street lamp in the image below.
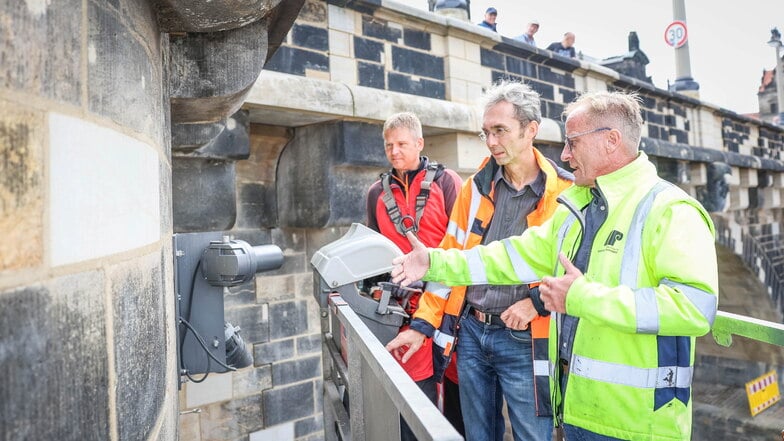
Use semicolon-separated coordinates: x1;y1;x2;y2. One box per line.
767;28;784;126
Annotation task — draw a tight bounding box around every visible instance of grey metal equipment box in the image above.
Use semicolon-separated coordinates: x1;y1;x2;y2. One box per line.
311;223;407;345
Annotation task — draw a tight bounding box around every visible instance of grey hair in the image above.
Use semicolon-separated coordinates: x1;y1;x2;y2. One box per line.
481;80;542;126
563;91;644;152
383;112;423;139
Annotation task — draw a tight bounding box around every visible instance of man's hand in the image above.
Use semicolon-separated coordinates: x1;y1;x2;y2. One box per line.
500;298;536;330
385;329;426;363
391;231;431;286
539;253;582;314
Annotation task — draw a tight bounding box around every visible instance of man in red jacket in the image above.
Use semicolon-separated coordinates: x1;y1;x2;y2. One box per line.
366;111;463;440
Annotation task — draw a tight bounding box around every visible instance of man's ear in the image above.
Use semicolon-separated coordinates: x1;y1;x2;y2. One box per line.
416;137;425;152
605;128;622;153
525;120;540;139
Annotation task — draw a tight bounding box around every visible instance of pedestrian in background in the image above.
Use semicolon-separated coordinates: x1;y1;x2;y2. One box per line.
477;7;498;32
515;20;540;46
546;32;576;58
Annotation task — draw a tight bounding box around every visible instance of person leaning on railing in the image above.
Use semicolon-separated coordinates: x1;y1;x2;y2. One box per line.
390;90;719;441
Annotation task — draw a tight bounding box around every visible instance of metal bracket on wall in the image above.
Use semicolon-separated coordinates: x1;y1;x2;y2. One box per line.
173;231;227;387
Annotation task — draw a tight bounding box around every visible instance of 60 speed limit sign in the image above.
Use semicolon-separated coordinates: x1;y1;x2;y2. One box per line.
664;21;688;48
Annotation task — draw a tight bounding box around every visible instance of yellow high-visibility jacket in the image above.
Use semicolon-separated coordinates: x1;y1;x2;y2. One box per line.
423;153;718;441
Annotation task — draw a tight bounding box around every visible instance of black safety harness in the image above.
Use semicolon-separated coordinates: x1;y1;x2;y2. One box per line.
379;162;443;236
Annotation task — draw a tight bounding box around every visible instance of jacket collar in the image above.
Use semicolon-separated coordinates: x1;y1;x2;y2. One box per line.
561;152;658;208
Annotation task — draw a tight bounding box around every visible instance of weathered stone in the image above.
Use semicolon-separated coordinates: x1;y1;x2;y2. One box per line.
256;274;297;303
225;304;268;344
391;46;444;80
293;24;329;51
388;72;445;100
262;382;315;426
172;118;228;152
254;338;295;365
88;1;163;140
269;300;310;339
358;61;385;89
169;20;268;124
354;36;384;62
0;273;109;440
277;122;384;228
237;182;277;229
173;110;251;159
172;158;237;233
233;364;273;397
225;279;257;308
265;46;329;77
296;334;322;355
110;252;167;441
295;415;325;438
0;102;43;272
298;0;328;23
155;0;281;33
272;355;321;386
200;395;264;441
0;0;81;103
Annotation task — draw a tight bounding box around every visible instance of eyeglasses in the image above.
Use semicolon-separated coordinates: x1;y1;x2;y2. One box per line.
563;127;612;152
478;126;512;142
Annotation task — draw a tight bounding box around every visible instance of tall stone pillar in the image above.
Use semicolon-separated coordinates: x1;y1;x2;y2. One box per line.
0;1;177;439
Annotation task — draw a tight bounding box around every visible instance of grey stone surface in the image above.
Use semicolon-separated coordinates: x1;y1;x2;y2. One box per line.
169;20;268;124
225;304;268;344
296;334;322;355
277;122;383;228
88;1;163;140
272;355;321;386
172;110;251;159
0;273;109;441
172;157;237;232
225;279;257;308
233;364;273;397
254;338;295;364
0;0;81;104
256;274;297;303
237;182;277;229
200;394;264;440
155;0;282;33
262;381;315;426
269;300;310;339
295;415;325;439
110;254;167;441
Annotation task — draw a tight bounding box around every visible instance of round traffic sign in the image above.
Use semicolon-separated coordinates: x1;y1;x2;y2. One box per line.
664;21;688;48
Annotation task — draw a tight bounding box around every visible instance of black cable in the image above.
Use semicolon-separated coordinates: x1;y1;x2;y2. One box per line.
180;317;237;373
179;259;234;383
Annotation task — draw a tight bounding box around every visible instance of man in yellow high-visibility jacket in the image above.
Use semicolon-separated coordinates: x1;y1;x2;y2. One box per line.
390;90;718;441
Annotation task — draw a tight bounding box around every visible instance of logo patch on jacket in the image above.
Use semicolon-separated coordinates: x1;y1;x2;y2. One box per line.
600;230;624;253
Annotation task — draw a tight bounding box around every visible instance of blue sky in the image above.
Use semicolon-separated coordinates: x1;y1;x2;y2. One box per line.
393;0;784;115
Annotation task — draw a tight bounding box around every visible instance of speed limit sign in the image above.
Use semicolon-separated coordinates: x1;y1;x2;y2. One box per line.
664;21;688;48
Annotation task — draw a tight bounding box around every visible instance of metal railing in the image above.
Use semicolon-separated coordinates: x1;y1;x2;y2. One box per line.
318;296;784;441
321;293;462;441
711;310;784;348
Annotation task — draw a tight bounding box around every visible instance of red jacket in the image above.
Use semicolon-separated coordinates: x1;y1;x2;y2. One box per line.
366;157;462;380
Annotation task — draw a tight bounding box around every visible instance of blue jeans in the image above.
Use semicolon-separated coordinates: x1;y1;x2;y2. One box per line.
457;314;553;441
563;424;623;441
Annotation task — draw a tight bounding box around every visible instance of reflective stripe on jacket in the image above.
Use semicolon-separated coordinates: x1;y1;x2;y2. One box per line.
423;152;718;440
410;148;574;416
